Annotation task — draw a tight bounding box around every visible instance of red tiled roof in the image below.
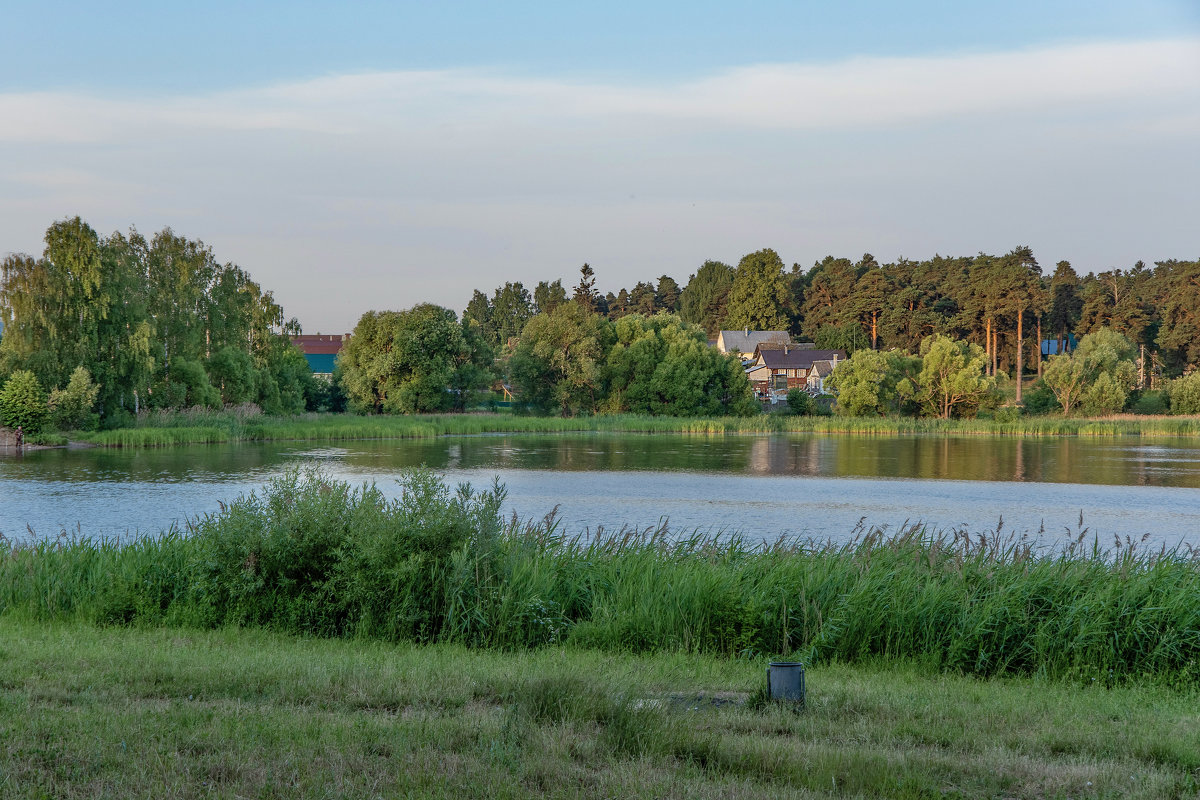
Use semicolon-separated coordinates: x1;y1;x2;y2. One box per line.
292;334;350;355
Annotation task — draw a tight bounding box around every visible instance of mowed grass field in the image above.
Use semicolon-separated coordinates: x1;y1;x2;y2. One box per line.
2;621;1198;800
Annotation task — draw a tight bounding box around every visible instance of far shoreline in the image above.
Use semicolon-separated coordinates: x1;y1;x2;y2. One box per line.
25;410;1200;450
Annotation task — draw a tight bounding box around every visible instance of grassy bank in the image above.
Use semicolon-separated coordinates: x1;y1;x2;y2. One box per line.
68;408;1200;448
2;621;1196;799
4;470;1198;688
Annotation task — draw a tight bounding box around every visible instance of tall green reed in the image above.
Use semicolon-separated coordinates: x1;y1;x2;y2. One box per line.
69;409;1200;448
2;470;1197;686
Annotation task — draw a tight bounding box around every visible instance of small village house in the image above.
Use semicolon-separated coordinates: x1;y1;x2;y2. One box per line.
745;345;845;401
292;333;349;379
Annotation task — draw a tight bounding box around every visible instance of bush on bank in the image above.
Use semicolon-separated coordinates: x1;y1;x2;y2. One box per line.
3;470;1198;687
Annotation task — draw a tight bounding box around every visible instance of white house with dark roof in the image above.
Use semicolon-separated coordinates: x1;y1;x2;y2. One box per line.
745;345;845;398
715;329;790;357
805;359;838;395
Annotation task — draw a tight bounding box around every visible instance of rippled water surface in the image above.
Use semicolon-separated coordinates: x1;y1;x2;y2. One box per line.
3;433;1200;548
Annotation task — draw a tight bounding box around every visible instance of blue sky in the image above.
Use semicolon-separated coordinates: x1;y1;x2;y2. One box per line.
2;1;1198;332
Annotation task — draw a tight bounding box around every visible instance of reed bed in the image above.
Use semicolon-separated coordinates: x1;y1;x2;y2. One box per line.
3;470;1197;687
71;410;1200;448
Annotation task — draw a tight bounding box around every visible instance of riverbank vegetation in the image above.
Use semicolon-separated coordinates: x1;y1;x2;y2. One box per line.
63;406;1200;448
4;470;1198;688
4;219;1200;438
3;621;1196;799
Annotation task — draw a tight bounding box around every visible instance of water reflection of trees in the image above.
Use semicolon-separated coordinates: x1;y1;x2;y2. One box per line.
11;434;1200;489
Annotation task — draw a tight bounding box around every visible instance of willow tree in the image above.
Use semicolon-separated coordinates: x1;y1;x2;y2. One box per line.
509;301;610;416
340;304;488;414
904;335;998;419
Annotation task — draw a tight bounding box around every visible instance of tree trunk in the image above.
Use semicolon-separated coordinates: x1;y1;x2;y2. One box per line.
991;324;998;377
870;313;877;350
1015;308;1024;405
1036;318;1043;378
985;317;992;376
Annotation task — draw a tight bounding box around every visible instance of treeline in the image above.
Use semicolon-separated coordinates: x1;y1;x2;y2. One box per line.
0;217;332;434
461;247;1200;416
5;217;1199;430
338;301;757;417
464;248;1200;383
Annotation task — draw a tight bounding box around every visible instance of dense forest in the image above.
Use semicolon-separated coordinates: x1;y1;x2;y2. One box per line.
465;247;1200;384
460;247;1200;417
2;217;1198;430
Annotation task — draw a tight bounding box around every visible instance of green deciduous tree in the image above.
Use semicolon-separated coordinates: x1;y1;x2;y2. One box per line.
491;282;534;348
509;302;610;416
207;346;257;405
1167;372;1200;415
785;388;817;416
906;335;998;419
1040;328;1137;415
726;249;791;332
826;349;915;417
603;314;756;416
340;305;488;414
1081;371;1127;416
462;290;492;341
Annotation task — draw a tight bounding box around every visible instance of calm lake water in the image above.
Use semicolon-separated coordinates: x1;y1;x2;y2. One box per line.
3;433;1200;549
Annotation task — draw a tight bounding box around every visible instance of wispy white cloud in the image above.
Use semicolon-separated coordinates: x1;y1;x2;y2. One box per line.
1;37;1197;331
2;37;1197;143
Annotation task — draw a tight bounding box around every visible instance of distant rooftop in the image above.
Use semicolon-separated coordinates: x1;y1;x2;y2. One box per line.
716;329;790;355
292;333;350;356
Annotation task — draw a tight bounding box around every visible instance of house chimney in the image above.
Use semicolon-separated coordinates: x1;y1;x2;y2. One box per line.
784;345;789;355
744;327;749;336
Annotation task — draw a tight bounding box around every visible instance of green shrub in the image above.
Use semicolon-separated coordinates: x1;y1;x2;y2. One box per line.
1082;371;1128;415
1132;390;1170;415
0;370;49;434
785;389;816;416
1021;382;1060;415
1168;373;1200;415
182;468;506;641
47;366;101;431
991;406;1021;424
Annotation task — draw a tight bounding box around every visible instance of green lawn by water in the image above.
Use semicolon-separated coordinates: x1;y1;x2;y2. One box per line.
1;621;1197;800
